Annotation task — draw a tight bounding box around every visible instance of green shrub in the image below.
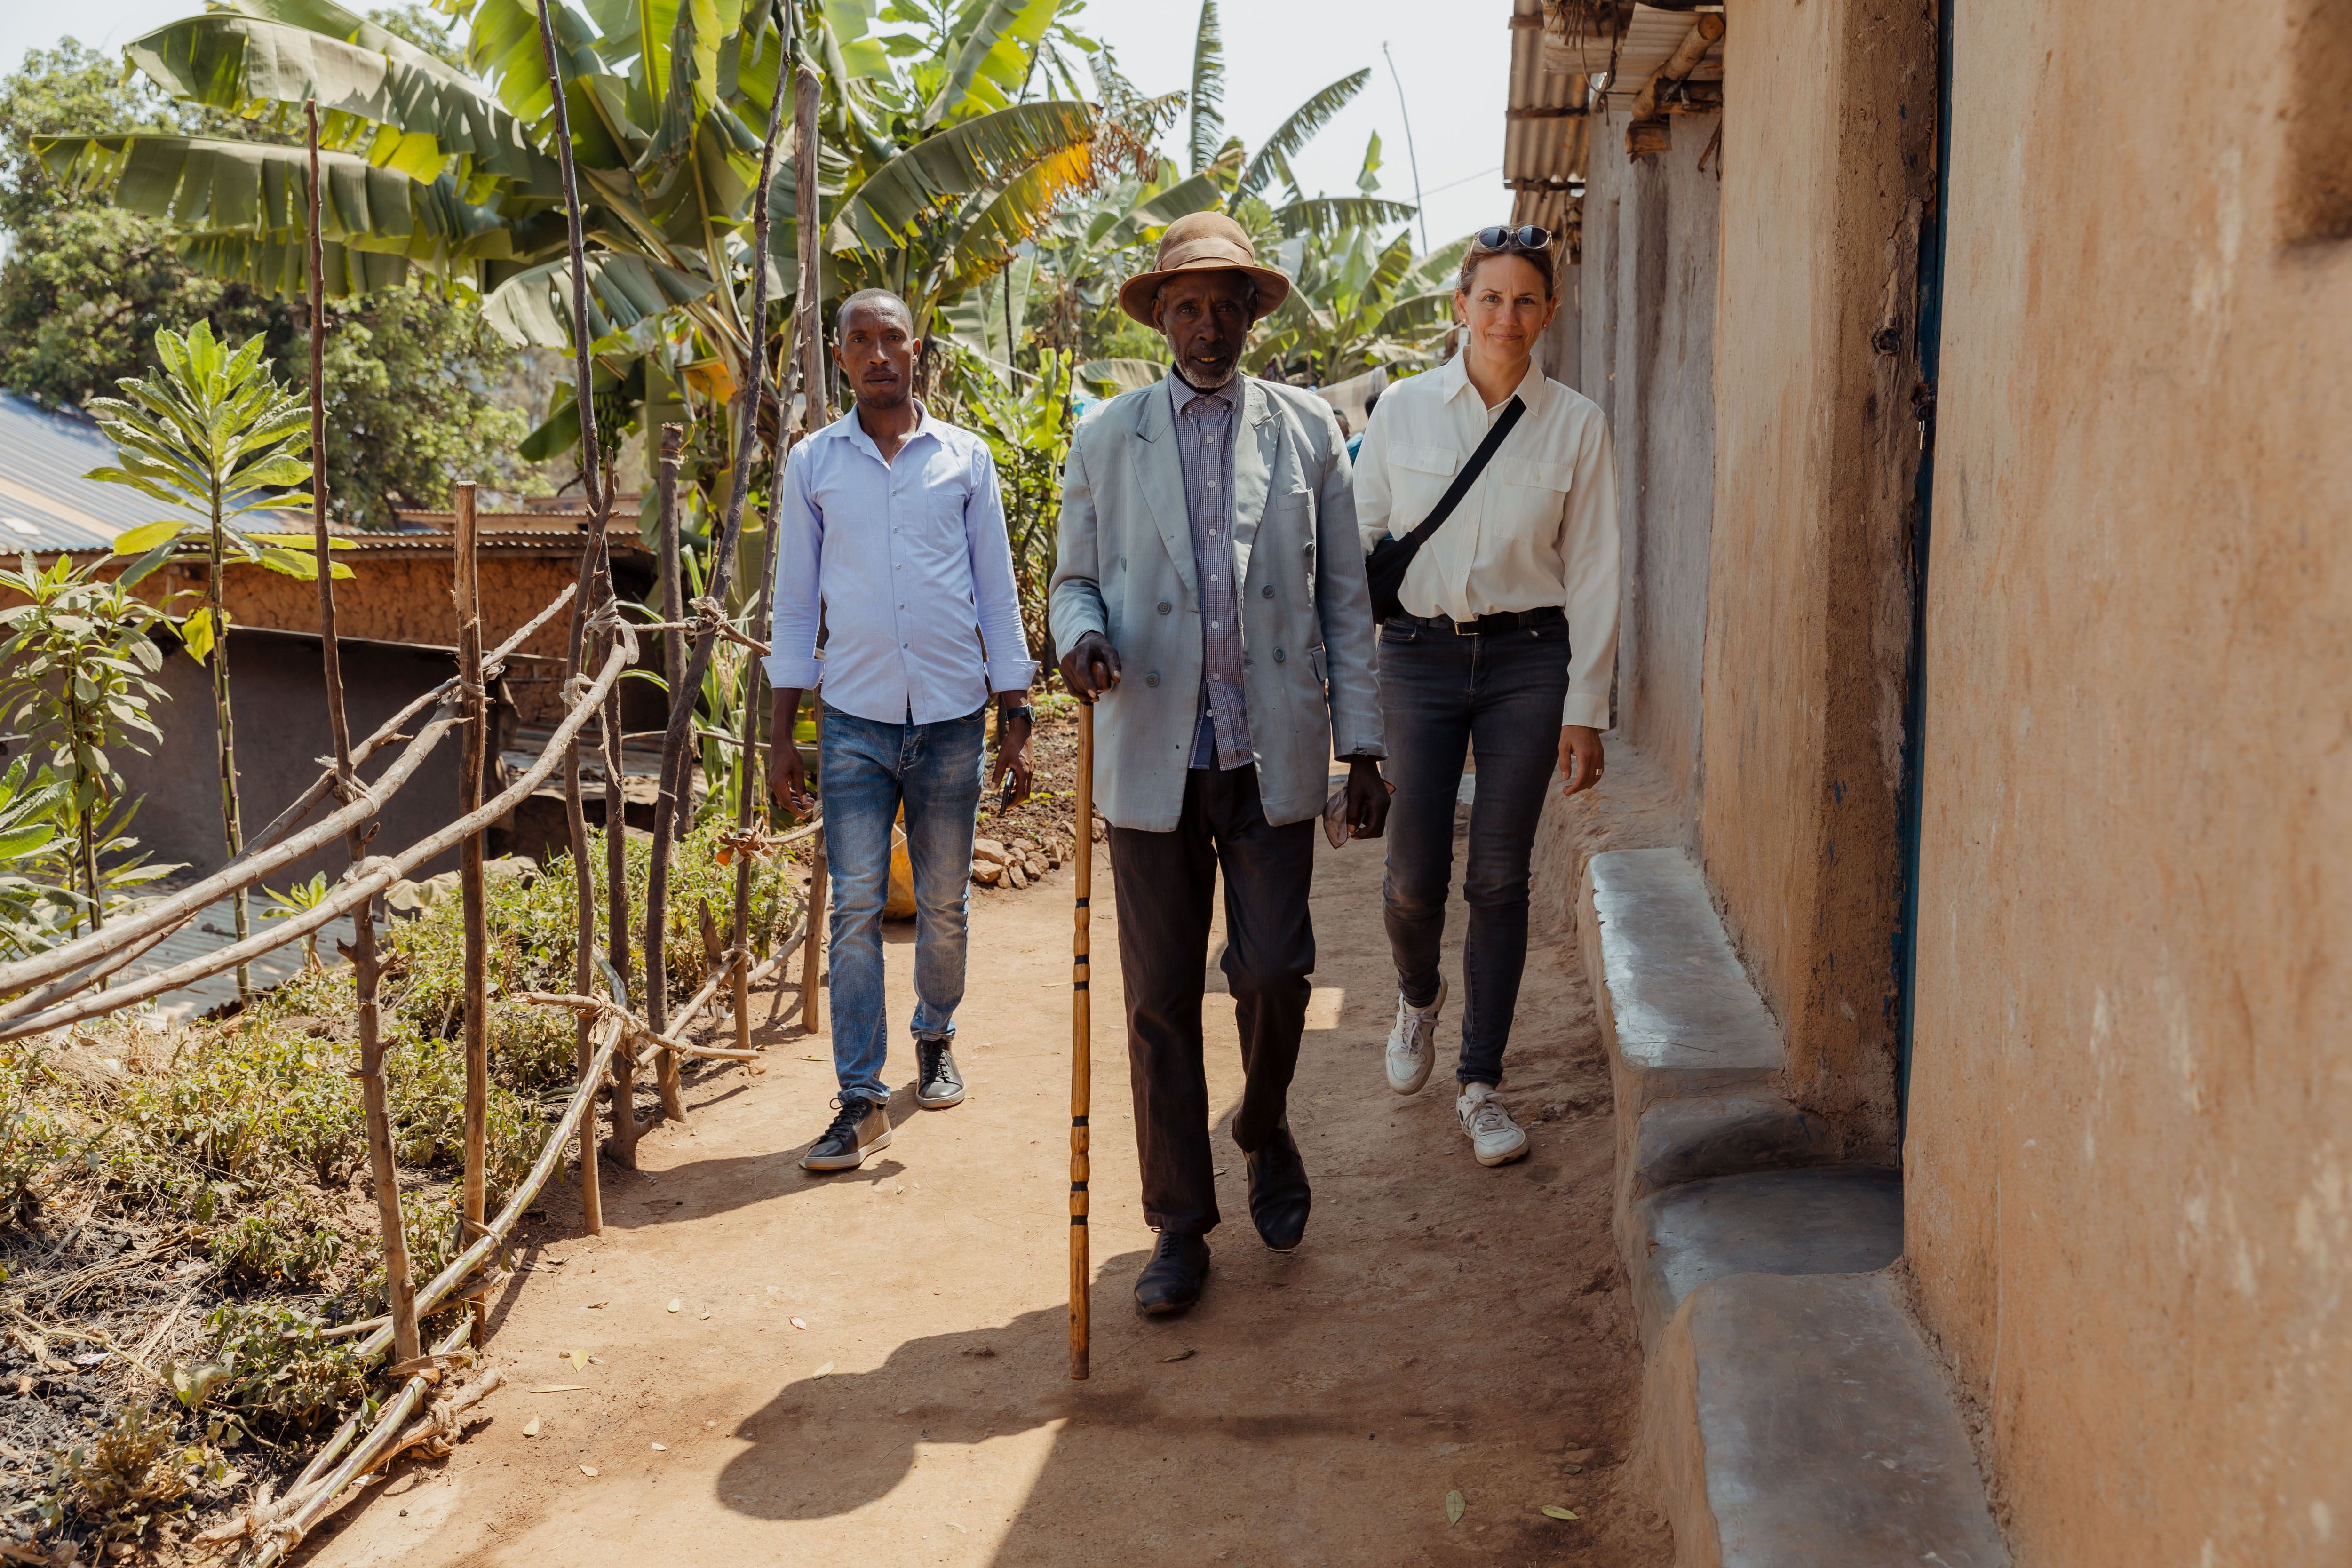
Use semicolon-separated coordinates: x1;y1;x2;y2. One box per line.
172;1304;374;1442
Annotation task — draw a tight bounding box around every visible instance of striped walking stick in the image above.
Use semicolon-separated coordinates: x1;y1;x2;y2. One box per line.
1069;697;1094;1379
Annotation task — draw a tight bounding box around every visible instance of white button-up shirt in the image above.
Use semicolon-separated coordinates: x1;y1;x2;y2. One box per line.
1353;354;1621;731
765;404;1037;724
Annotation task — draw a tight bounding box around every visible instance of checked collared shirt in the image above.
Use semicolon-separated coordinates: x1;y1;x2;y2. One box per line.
1165;366;1253;770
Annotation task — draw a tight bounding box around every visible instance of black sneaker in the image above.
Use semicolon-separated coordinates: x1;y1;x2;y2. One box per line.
801;1097;890;1171
915;1040;965;1109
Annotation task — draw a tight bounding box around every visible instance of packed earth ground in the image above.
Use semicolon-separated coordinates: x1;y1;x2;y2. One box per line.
303;780;1675;1568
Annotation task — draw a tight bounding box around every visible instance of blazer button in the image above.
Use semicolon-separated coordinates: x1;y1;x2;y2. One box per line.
1261;584;1274;598
1157;600;1172;614
1273;647;1287;663
1145;672;1160;687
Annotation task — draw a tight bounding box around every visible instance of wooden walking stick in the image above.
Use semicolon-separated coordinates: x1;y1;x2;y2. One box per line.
1070;697;1094;1380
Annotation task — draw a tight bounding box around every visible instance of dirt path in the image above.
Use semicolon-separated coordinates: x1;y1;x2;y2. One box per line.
308;809;1671;1568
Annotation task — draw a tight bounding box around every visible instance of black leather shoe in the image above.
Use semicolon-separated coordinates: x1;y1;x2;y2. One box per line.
914;1039;965;1108
1245;1126;1311;1253
1133;1232;1210;1316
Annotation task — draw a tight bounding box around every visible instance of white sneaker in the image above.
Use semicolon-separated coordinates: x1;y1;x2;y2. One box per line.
1456;1082;1530;1166
1384;979;1446;1095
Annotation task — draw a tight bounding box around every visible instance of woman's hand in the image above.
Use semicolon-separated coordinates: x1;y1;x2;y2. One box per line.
1558;725;1604;796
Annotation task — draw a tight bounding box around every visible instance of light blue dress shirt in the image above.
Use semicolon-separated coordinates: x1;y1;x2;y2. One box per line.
765;404;1038;725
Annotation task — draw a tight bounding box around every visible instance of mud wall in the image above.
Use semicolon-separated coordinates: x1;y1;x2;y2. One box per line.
1696;0;1934;1163
1579;110;1724;842
140;552;592;724
1902;1;2352;1560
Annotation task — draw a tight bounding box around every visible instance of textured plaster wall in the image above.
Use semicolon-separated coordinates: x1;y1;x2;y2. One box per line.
1579;113;1724;840
1903;1;2352;1560
1699;0;1934;1162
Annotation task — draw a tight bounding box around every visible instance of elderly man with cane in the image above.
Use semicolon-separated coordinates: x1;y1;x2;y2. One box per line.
1050;213;1388;1317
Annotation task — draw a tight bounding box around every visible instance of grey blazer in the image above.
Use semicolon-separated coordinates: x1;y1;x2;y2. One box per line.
1049;375;1384;833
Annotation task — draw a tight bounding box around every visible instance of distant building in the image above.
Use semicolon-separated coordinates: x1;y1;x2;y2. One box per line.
0;391;662;884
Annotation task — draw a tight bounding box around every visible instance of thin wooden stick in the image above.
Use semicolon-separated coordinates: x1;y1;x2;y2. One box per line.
455;483;489;1252
644;434;689;1125
647;43;793;1089
302;95;413;1369
534;0;619;1216
598;477;633;1178
787;60;827;1035
799;702;826;1030
658;424;688;710
730;441;780;1057
1070;698;1093;1380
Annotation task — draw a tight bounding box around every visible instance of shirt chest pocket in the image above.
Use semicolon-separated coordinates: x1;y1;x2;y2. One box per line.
1387;443;1460;527
901;461;975;576
1495;458;1573;529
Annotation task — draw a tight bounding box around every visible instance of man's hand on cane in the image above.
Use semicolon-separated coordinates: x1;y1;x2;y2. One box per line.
1058;631;1122;699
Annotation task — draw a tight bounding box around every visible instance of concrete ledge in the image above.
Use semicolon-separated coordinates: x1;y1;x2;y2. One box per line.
1631;1168;1905;1350
1639;1271;2010;1568
1633;1091;1837;1194
1583;849;1785;1106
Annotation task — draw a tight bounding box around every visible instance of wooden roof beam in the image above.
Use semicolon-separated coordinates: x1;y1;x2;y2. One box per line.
1631;13;1725;122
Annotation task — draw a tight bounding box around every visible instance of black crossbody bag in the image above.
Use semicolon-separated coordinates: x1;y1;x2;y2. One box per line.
1363;394;1526;624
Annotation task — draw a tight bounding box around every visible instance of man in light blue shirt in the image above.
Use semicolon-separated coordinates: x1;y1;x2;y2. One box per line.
766;288;1037;1172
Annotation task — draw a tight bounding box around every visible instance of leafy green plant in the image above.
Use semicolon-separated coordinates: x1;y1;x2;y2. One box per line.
260;872;334;970
0;1043;72;1226
84;319;350;996
172;1304;374;1442
0;551;177;935
0;756;83;961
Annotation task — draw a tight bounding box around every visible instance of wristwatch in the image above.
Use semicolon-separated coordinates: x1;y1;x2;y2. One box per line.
1001;704;1035;726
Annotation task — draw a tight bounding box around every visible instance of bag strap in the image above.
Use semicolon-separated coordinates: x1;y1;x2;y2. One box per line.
1401;394;1526;550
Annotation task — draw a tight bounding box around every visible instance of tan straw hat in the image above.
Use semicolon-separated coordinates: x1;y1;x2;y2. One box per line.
1117;212;1292;327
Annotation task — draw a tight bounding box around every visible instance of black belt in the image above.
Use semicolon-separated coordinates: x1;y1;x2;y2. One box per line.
1389;606;1565;636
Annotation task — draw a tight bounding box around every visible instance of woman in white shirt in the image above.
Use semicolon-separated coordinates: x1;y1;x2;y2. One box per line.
1352;226;1620;1168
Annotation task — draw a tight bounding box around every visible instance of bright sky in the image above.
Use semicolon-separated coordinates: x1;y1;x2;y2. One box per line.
3;0;1514;252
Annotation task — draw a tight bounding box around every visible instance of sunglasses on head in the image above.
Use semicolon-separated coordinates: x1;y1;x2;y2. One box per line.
1475;224;1553;250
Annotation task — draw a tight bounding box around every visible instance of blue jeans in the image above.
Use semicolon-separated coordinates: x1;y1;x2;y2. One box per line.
1376;615;1572;1088
818;701;986;1105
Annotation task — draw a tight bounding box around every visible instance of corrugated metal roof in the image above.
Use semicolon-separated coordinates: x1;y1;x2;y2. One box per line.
0;392;210;554
1505;0;1590;241
1504;3;1728;245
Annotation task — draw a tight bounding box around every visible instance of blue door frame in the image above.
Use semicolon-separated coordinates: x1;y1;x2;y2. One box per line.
1895;0;1957;1140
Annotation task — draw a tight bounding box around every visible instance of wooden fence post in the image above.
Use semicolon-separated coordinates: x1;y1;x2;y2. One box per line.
303;97;417;1365
455;483;489;1258
792;60;827;1035
644;431;689;1124
533;0;613;1226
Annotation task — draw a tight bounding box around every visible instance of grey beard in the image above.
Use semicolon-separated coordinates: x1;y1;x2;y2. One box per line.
1173;355;1240;391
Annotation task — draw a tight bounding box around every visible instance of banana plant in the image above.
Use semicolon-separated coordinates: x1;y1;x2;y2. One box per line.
0;555;178;935
37;0;1121;496
84;321;348;996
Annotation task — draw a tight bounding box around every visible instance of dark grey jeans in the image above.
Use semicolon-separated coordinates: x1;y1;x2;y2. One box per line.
1376;613;1572;1088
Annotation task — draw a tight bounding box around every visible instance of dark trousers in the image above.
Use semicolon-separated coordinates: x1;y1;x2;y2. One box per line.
1108;765;1318;1238
1377;616;1573;1088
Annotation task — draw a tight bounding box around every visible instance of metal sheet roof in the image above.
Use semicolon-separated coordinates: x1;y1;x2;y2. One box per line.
1505;0;1590;239
1503;3;1728;244
0;392;209;555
